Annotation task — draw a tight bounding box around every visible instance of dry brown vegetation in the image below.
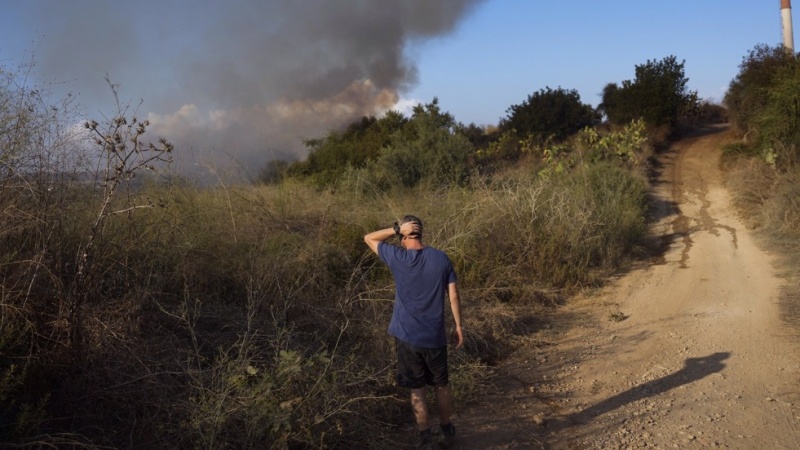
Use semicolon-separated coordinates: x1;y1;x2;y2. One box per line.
6;48;776;448
722;143;800;325
0;79;655;448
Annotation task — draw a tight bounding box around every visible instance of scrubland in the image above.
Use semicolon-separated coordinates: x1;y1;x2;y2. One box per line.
0;111;651;448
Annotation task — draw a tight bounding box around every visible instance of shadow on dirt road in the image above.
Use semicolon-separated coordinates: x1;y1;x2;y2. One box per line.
550;352;731;431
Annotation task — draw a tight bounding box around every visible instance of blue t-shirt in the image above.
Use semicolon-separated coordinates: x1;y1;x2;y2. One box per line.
378;242;457;348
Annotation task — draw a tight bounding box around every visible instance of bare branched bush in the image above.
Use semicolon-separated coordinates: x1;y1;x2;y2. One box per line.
0;60;89;443
67;78;173;355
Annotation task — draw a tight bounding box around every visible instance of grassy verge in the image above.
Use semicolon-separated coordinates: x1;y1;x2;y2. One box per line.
722;142;800;326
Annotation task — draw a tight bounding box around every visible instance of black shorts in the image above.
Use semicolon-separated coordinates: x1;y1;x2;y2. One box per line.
395;338;449;389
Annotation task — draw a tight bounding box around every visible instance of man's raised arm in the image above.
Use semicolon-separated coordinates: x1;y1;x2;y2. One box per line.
364;221;419;254
364;227;395;254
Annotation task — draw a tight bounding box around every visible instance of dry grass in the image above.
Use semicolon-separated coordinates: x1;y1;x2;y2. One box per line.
722;143;800;331
0;101;654;447
723;156;778;229
1;160;650;446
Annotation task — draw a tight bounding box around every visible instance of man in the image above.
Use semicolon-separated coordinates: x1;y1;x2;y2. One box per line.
364;215;464;449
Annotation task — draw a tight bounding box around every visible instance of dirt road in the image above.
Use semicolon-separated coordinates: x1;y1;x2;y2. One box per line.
454;127;800;449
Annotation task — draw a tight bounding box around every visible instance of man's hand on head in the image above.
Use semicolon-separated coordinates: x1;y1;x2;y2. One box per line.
400;221;420;237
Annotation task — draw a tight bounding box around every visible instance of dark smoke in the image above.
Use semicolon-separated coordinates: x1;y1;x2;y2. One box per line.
14;0;485;178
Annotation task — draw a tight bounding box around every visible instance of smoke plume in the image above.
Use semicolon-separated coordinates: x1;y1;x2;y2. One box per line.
16;0;485;178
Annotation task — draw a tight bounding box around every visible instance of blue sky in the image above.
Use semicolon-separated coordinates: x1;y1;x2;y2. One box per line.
0;1;793;173
406;1;789;126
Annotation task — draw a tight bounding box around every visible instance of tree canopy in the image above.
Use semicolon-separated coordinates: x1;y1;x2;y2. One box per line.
372;99;473;188
281;99;473;189
284;110;407;186
501;87;597;141
600;56;694;130
724;44;800;142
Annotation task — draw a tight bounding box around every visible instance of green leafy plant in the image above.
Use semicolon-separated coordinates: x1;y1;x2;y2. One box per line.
538;119;651;178
501;86;598;142
601;55;695;132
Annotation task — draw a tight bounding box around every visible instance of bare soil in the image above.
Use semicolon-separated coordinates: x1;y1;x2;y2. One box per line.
451;126;800;449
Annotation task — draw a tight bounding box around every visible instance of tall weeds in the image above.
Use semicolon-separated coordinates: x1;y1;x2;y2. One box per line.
0;71;652;447
1;159;648;446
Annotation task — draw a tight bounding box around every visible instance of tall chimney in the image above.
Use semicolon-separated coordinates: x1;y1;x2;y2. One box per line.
782;0;795;52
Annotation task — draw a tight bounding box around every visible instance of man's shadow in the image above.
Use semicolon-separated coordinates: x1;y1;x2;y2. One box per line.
550;352;730;430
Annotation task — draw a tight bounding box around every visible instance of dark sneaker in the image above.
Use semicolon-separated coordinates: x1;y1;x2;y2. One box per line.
438;423;455;448
416;428;434;449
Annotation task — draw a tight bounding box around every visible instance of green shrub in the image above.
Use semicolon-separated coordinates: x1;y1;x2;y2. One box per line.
286;112;407;187
501;87;598;141
725;44;799;139
601;56;694;132
372;100;474;189
752;64;800;163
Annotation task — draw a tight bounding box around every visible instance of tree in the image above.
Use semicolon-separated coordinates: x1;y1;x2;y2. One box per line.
722;44;800;167
756;62;800;153
501;87;597;141
373;98;474;188
286;110;407;186
602;56;694;129
724;44;799;138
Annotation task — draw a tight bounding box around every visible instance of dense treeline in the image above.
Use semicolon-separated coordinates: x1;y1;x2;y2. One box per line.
1;54;723;448
273;55;714;191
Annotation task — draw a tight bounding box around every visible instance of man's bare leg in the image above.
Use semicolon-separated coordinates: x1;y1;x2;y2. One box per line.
410;388;430;431
434;385;452;425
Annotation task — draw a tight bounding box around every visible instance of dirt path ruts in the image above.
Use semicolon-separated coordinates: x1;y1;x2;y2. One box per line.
452;126;800;449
